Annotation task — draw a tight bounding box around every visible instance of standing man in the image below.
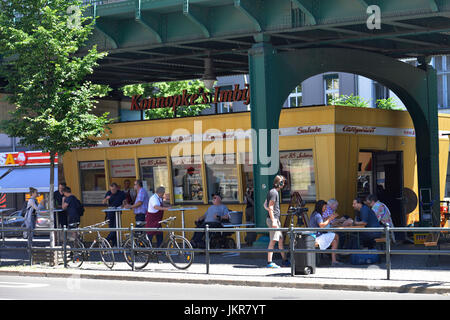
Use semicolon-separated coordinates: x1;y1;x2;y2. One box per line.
352;198;382;249
147;186;171;248
102;182;127;247
123;179;137;206
265;175;290;268
61;186;81;228
124;180;149;224
54;182;68;228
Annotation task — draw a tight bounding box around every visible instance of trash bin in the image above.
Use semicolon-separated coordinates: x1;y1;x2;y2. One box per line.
294;233;316;275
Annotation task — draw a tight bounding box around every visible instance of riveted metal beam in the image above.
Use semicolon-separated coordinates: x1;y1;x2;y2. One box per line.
234;0;263;32
183;0;210;38
291;0;317;25
93;4;119;49
429;0;439;12
135;0;163;43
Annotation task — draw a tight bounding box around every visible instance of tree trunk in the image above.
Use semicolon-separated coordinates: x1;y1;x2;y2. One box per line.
49;152;55;248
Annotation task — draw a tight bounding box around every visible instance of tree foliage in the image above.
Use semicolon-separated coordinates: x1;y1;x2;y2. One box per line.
0;0;111;155
122;80;213;119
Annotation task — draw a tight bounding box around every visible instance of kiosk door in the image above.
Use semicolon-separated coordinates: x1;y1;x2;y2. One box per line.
373;151;405;229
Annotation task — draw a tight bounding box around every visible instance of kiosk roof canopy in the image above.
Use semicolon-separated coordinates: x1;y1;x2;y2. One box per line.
81;0;450;87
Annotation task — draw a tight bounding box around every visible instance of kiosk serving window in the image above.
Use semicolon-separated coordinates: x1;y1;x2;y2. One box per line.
79;161;106;205
279;150;316;201
171;155;203;203
139;158;170;201
205;154;238;202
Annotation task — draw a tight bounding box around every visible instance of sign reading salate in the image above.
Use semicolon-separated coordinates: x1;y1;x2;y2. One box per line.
130;84;250;113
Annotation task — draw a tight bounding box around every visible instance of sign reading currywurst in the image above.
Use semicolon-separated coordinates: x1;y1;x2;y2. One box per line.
130;84;251;113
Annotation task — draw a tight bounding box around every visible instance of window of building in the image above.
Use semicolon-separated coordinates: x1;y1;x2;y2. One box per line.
205;154;238;202
79;161;106;205
139;158;170;201
324;75;339;105
279;150;316;202
216;85;234;113
287;84;303;108
171;155;203;203
241;152;254;194
433;55;450;109
373;82;390;107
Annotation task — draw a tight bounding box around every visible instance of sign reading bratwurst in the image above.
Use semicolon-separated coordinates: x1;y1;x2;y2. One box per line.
130;84;250;114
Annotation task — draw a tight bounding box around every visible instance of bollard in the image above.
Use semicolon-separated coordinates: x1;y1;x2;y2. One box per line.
289;224;295;277
205;224;210;274
385;225;391;280
63;226;67;268
130;224;135;271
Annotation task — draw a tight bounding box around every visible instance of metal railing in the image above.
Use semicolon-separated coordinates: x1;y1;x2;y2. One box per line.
1;224;450;280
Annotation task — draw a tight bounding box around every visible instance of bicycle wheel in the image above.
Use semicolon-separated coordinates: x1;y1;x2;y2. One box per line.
97;238;115;269
166;235;194;270
65;238;85;268
123;237;152;270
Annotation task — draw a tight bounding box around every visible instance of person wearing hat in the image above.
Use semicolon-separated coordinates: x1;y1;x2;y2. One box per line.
191;193;230;248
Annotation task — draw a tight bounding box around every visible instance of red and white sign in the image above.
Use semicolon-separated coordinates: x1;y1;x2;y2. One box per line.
79;161;105;170
109;159;136;178
0;151;57;167
139;158;167;167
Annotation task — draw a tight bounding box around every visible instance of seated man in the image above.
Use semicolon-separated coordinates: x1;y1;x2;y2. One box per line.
352;198;382;249
191;193;230;248
365;194;396;243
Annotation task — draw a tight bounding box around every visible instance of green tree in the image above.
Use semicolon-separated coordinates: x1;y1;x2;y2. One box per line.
122;80;213;119
329;94;370;108
0;0;111;241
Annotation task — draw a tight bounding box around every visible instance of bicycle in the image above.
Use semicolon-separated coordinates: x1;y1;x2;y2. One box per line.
65;220;115;269
123;216;194;270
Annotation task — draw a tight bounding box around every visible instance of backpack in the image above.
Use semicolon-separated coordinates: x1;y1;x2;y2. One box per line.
76;198;85;217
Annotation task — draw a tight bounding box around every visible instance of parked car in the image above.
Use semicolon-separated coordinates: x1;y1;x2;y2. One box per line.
0;210;51;238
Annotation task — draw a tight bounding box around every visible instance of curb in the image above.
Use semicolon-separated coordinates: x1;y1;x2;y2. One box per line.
0;269;449;295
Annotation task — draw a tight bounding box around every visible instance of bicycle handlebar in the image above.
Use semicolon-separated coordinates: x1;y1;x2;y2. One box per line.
158;216;176;224
85;220;110;229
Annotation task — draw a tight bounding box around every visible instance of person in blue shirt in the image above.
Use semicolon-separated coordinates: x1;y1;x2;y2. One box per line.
352;197;382;249
61;186;81;227
102;183;127;247
124;180;149;224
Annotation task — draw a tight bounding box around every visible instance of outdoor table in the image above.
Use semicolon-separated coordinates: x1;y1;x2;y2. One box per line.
101;207;130;248
167;206;198;240
335;225;362;249
0;208;15;247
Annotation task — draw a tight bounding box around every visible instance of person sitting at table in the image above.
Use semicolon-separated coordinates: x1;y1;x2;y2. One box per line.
309;200;343;266
191;193;230;248
147;186;171;248
352;198;382;249
365;194;396;243
102;182;127;247
323;198;354;228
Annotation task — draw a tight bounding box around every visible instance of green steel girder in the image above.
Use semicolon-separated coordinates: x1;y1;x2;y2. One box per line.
183;0;210;38
291;0;316;25
234;0;264;32
135;0;163;43
93;4;119;49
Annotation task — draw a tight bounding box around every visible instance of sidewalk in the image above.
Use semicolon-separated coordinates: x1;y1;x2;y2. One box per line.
1;242;450;295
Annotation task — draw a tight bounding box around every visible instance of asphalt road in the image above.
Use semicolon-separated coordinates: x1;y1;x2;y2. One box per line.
0;275;448;300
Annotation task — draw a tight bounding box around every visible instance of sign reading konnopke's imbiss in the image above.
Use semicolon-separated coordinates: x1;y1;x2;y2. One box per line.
130;84;250;113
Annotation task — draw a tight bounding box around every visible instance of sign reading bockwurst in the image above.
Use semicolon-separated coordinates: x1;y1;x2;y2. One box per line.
130;84;251;113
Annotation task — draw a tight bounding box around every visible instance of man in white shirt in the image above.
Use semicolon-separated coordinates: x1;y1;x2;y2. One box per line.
146;186;171;247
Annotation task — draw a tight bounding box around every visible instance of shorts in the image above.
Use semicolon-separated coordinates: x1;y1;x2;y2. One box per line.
266;217;282;242
315;232;336;250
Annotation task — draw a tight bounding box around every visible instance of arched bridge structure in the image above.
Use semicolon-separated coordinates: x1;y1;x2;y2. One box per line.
82;0;450;227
